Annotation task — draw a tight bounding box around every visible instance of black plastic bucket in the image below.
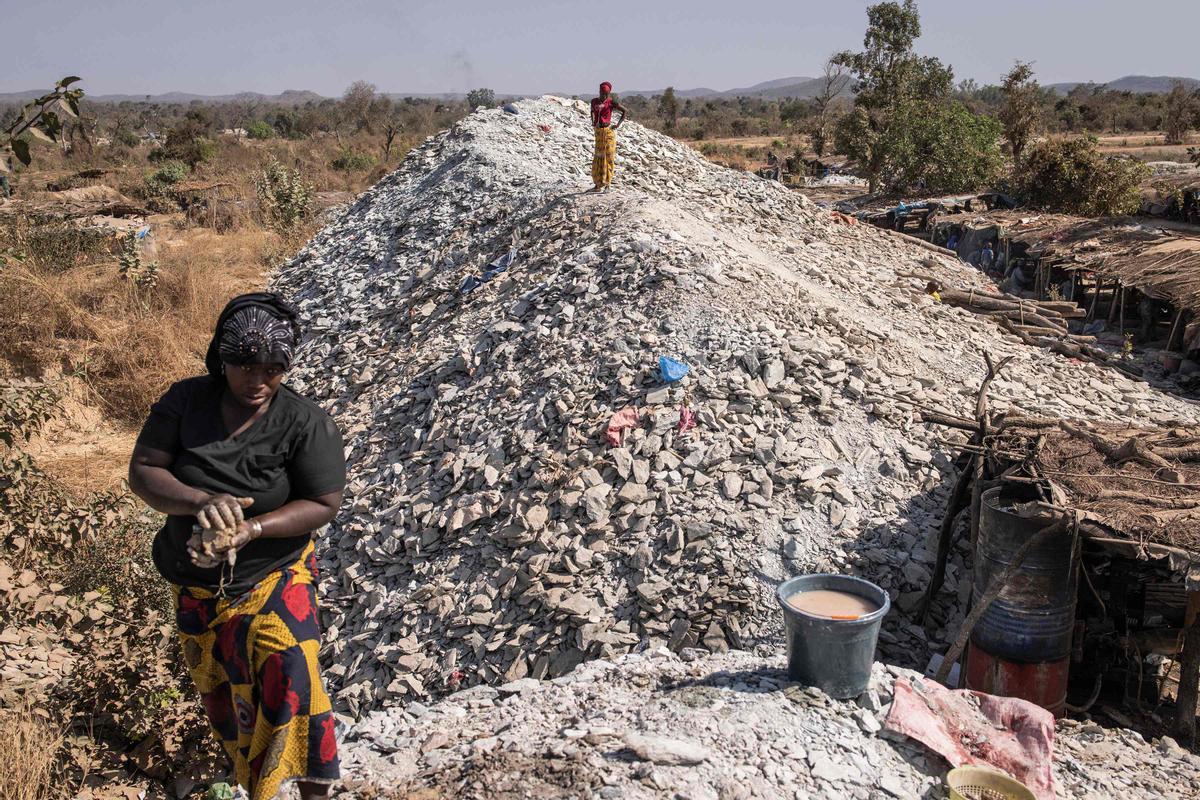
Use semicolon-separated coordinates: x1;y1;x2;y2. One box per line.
776;573;891;699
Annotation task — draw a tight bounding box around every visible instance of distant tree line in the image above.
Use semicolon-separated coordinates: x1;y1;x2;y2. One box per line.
0;81;472;164
600;79;1198;149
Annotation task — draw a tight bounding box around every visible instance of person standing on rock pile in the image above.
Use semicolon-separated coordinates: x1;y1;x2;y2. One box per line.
128;292;346;800
590;81;627;192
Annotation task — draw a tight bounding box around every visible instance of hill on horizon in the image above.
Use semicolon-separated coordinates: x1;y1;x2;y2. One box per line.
0;88;328;105
1048;75;1199;95
622;76;849;100
2;73;1196;107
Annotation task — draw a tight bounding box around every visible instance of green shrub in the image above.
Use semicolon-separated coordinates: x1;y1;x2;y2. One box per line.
193;136;217;163
330;148;377;171
256;157;312;232
143;160;189;198
1016;136;1149;216
466;88;496;109
117;230;158;290
114;128;140;148
160;120;217;166
245;120;273;140
148;160;188;186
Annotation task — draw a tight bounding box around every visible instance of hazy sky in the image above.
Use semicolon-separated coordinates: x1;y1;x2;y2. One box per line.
4;0;1198;96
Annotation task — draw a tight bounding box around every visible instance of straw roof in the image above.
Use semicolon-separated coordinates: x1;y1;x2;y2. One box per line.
991;417;1200;586
941;211;1200;311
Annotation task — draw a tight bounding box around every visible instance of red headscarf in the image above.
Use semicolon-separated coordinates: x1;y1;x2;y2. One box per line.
600;81;612;94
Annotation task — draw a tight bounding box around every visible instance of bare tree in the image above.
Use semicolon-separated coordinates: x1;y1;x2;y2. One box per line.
380;100;404;160
810;57;850;157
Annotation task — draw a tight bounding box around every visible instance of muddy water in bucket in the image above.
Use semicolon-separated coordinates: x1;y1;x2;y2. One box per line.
777;574;890;699
785;589;879;620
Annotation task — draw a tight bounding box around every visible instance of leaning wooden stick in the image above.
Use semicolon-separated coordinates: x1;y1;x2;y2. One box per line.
935;518;1065;685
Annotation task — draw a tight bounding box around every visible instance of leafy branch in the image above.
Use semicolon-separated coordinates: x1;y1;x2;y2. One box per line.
1;76;84;172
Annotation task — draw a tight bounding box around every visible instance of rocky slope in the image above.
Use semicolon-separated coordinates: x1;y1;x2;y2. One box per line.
273;97;1200;722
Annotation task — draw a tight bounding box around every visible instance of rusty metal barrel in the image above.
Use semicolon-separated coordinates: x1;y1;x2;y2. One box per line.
966;487;1078;714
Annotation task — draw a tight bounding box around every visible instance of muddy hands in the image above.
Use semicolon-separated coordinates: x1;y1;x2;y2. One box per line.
187;495;254;568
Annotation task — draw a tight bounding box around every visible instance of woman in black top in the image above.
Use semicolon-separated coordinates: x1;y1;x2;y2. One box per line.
129;292;344;800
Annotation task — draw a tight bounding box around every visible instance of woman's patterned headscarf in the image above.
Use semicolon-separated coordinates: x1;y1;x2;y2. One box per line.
205;292;300;378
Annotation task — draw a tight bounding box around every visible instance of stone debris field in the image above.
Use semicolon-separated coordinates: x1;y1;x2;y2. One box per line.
339;649;1200;800
273;97;1200;797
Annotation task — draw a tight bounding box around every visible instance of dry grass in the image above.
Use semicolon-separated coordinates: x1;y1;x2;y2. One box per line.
1;221;285;425
0;133;376;465
0;703;67;800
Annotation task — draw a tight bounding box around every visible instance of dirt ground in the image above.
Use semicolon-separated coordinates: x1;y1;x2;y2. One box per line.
22;377;135;494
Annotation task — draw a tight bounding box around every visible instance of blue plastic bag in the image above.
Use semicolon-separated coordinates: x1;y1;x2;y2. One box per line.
659;356;689;383
502;103;519;115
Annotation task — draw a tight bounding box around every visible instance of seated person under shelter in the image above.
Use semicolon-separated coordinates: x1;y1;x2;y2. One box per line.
1003;262;1034;296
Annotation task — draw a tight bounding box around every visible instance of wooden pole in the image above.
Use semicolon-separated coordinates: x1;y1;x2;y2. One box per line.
1167;308;1186;353
920;452;976;623
1108;281;1121;323
1087;278;1102;322
884;228;958;257
1119;286;1127;338
969;354;1013;550
1176;591;1200;747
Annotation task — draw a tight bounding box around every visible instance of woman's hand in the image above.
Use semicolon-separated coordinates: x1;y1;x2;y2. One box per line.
195;494;254;530
187;518;261;568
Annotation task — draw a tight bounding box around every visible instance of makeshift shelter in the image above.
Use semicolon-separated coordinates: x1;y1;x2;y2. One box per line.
922;394;1200;744
928;212;1200;353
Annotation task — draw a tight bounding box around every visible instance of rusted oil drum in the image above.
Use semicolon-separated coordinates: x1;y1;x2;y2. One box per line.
970;487;1078;665
965;646;1069;716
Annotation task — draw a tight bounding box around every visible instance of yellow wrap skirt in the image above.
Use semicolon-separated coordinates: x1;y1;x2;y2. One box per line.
173;542;339;800
592;126;616;187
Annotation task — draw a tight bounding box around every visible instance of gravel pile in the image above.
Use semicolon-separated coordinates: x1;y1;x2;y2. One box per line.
335;648;1200;800
273;96;1200;721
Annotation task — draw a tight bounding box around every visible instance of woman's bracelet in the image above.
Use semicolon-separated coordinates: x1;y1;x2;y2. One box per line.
251;519;263;538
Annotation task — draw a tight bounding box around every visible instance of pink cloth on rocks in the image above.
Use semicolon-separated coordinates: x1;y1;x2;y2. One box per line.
605;407;642;446
885;677;1055;800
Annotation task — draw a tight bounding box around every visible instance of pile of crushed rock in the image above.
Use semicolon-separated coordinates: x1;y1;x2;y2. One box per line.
274;97;1200;721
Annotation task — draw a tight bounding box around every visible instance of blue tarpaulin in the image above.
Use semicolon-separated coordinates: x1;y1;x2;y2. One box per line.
658;356;689;383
